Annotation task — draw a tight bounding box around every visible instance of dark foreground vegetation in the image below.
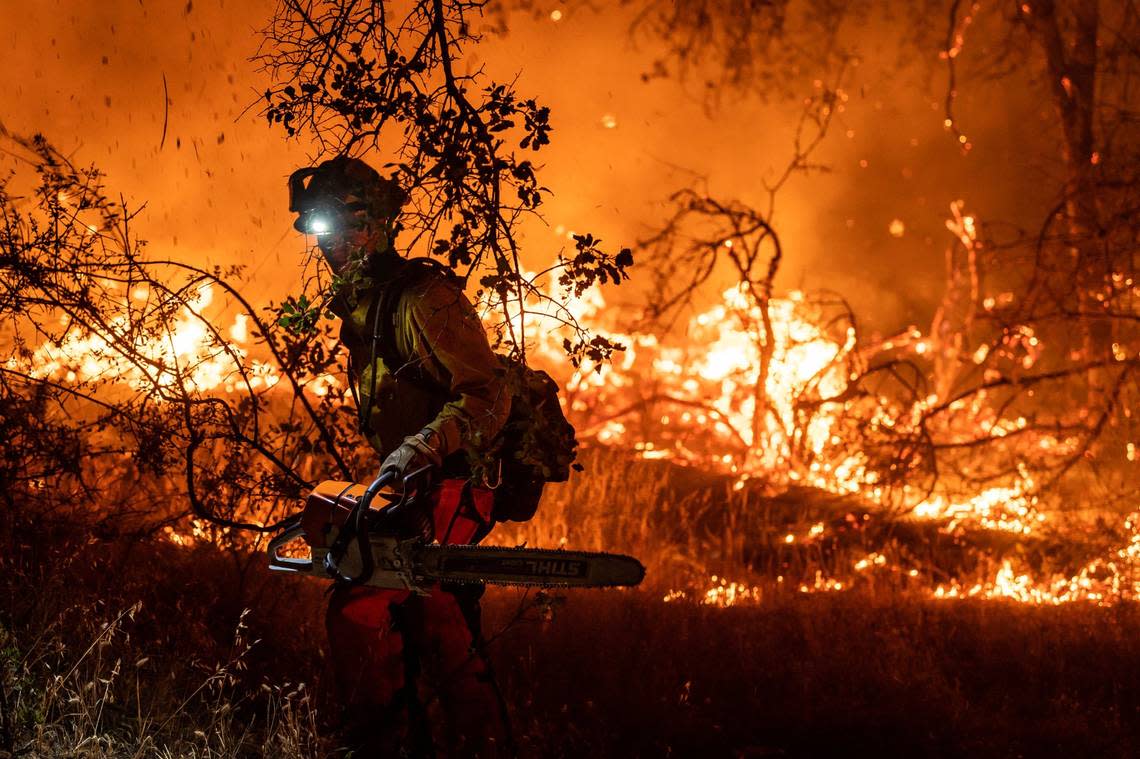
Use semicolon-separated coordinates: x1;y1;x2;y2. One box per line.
497;592;1140;758
4;480;1140;759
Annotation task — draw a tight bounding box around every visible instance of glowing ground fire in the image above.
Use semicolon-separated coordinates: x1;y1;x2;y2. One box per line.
522;273;1135;608
15;240;1139;608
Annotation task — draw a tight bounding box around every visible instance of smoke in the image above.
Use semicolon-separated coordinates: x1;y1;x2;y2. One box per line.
2;0;1062;332
1;0;308;298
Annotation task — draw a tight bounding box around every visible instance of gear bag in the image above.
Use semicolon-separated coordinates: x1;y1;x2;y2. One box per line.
368;258;577;523
489;358;577;521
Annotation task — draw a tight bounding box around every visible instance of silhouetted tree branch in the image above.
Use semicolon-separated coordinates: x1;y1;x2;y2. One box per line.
257;0;632;365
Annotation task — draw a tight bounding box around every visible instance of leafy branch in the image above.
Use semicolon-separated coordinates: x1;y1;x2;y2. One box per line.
258;0;632;361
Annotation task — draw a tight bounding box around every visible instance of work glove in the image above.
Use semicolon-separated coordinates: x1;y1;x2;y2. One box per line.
380;428;444;483
379;429;443;540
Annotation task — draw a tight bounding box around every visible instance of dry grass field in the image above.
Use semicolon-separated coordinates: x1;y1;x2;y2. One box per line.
3;452;1139;757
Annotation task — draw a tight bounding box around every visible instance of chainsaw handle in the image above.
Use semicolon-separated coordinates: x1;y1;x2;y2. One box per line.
267;523;312;573
389;464;436;515
324;466;436;585
324;470;396;584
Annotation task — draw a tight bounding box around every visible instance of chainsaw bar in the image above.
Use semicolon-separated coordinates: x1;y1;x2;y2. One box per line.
268;522;645;592
413;543;646;589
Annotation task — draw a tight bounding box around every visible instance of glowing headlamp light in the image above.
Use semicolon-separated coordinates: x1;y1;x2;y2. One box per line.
288;164;374;237
305;214;333;235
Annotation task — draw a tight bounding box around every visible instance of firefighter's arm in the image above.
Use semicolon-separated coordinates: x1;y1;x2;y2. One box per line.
407;279;511;460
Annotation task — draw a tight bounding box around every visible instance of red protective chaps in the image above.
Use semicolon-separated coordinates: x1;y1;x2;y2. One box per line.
325;480;509;756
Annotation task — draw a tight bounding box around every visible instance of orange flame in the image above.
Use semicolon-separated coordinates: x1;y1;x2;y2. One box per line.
12;284;339;397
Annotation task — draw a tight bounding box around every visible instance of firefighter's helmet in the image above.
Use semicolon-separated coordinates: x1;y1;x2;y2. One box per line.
288;157;406;236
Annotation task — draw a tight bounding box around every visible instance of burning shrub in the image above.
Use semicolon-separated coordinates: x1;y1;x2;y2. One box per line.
0;130;371;539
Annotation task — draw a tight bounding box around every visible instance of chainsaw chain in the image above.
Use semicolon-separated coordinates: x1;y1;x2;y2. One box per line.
414;543;644;588
419;543;637;559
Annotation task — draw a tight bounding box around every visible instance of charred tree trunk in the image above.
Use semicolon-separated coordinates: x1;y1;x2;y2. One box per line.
1025;0;1105;370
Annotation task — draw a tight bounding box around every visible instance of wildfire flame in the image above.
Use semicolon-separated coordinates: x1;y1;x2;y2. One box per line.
17;236;1140;607
518;238;1139;607
533;279;1051;539
11;284;339;397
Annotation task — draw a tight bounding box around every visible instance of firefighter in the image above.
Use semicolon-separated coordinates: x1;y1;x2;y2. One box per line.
288;156;512;756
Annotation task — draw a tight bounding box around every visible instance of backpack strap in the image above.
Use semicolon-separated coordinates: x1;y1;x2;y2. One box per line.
371;271;406;380
357;258;455;436
372;258;456;389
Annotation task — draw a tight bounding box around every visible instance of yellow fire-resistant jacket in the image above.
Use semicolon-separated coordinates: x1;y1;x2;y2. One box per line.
332;252;511;471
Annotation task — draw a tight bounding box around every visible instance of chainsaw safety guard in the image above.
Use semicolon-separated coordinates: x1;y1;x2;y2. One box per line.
325;477;507;753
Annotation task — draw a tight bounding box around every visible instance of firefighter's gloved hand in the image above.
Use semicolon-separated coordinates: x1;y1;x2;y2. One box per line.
380;429;443;484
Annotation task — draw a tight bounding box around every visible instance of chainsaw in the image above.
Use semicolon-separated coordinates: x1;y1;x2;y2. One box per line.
268;468;645;594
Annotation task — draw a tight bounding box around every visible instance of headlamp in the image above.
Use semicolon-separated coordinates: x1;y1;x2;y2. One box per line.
288;160;397;238
301;213;333;236
289;167;337;236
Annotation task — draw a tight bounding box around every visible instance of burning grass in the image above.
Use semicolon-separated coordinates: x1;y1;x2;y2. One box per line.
7;159;1134;608
493;449;1139;609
